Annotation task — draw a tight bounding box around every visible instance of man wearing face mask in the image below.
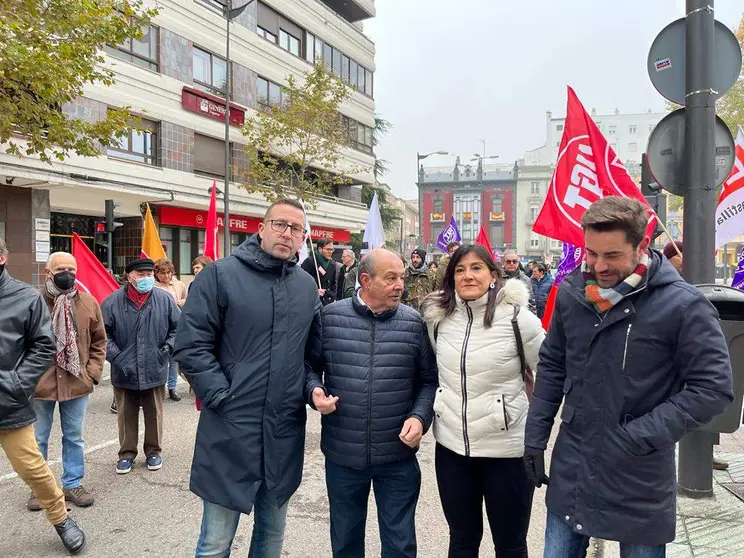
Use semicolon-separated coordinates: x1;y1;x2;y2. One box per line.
28;252;106;512
0;238;87;554
101;258;180;475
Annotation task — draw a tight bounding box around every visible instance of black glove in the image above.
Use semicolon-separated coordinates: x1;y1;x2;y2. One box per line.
523;446;549;488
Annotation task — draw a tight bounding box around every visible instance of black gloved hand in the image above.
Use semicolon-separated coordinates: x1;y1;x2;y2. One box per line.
523;446;550;488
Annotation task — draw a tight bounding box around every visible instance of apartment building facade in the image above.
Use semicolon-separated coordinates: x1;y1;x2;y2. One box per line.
0;0;376;284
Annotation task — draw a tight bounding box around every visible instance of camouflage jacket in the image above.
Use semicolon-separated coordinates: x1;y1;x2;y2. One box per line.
403;265;434;312
433;255;450;291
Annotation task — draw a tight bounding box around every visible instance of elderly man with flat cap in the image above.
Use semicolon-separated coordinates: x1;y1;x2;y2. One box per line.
101;258;180;475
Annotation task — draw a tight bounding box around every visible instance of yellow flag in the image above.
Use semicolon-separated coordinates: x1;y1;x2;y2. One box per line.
141;203;167;261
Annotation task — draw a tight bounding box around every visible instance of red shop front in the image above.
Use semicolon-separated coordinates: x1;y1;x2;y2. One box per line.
157;206;351;275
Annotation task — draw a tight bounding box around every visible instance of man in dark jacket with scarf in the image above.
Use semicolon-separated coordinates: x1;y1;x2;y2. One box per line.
306;248;438;558
301;238;338;305
175;199;321;558
531;262;555;319
0;238;86;554
524;198;733;556
102;258;180;475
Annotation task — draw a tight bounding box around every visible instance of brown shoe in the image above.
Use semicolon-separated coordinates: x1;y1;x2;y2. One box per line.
27;494;42;512
713;457;730;471
64;486;95;507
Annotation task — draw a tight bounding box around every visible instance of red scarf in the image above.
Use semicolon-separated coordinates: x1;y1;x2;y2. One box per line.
126;284;152;309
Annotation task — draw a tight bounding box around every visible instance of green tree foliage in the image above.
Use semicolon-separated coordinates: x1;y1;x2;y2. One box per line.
0;0;156;162
241;64;361;204
717;14;744;135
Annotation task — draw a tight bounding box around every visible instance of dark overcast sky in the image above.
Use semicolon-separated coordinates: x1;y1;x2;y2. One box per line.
365;0;743;199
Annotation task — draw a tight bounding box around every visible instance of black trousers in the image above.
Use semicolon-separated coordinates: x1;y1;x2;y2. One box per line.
435;443;534;558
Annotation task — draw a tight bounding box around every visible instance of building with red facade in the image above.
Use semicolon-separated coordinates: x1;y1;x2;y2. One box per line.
417;157;518;256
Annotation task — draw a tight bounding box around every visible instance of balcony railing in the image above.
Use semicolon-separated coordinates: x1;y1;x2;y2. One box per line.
430;212;445;222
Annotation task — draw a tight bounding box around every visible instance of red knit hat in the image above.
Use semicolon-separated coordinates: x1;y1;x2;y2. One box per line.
662;241;683;260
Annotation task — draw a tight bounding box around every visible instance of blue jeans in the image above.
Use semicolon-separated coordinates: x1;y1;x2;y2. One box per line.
326;457;421;558
33;395;89;490
544;512;665;558
167;356;178;390
194;483;288;558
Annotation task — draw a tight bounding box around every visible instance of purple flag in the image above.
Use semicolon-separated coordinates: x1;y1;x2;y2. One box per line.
732;247;744;290
437;216;461;252
493;247;501;262
555;242;585;285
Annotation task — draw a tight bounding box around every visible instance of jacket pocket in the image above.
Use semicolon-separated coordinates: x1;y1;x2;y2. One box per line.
560;404;575;424
486;394;509;432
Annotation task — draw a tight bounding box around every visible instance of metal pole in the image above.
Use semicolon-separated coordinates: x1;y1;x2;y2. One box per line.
725;244;729;282
223;0;232;257
678;0;716;499
107;232;113;272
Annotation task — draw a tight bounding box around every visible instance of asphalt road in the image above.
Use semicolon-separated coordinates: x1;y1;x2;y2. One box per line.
0;375;610;558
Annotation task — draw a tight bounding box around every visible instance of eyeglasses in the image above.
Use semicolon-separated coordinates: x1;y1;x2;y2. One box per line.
267;220;305;238
504;259;519;264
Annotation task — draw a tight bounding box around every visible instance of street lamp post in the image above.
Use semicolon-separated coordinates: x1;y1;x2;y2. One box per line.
416;150;449;246
471;154;499;246
222;0;255;256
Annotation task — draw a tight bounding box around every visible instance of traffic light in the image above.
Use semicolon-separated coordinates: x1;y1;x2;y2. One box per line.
640;154;666;242
94;221;108;247
105;199;123;233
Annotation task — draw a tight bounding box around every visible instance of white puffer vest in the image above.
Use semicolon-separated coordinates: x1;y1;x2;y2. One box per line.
422;279;545;458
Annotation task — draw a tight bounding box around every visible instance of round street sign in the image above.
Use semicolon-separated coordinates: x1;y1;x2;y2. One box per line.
647;18;741;106
646;108;735;196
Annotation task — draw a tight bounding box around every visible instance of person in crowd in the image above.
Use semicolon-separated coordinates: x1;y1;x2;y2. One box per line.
189;255;212;296
338;249;357;300
301;238;339;306
154;257;187;402
502;250;536;313
0;238;86;554
305;248;438;558
525;260;537;279
428;260;439;272
403;248;434;312
421;244;544;557
662;240;683;274
434;241;462;290
175;199;321;558
102;258;180;475
29;252;106;512
531;263;555;319
524;197;733;557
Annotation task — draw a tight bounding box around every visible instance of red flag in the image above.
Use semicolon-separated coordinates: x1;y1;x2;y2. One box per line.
541;284;559;330
71;233;119;304
475;226;493;256
204;181;220;261
533;86;655;247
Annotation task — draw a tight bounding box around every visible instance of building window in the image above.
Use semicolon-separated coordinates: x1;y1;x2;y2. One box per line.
608;125;617;135
258;26;277;43
432;195;444;214
193;46;227;96
305;32;322;64
530;206;539;222
257;76;283;110
160;227;174;259
550;239;562;249
490;223;504;246
279;29;300;56
341;115;373;154
194;134;227;178
649;123;654;132
556;124;564;131
196;0;226;10
492;196;503;214
628;142;638;152
530;236;540;248
629;125;637;134
108;118;158;165
530;181;540;195
105;24;159;72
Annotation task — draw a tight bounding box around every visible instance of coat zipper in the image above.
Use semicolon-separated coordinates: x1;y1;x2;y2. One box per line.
622;323;632;371
367;319;376;466
460;304;474;456
501;396;509;430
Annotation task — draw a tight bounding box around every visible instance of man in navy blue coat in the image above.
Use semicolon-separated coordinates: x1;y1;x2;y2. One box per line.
175;199;321;558
524;197;733;557
305;248;438;558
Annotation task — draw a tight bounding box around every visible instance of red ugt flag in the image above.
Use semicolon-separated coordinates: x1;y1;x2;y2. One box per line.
71;233;119;304
475;225;493;257
533;86;655;247
204;181;220;261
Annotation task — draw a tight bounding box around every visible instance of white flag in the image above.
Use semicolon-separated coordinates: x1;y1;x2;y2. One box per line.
298;199;312;263
362;192;386;253
716;126;744;248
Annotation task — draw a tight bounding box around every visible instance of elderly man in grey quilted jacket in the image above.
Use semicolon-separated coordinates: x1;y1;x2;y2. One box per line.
305;248;438;558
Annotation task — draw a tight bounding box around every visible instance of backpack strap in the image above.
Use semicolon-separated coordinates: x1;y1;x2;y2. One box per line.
511;304;528;382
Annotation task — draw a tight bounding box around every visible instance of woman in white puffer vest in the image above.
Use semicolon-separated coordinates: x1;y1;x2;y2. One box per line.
421;244;545;558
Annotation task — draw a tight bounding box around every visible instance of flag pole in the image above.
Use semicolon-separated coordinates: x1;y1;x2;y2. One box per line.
653;213;683;258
